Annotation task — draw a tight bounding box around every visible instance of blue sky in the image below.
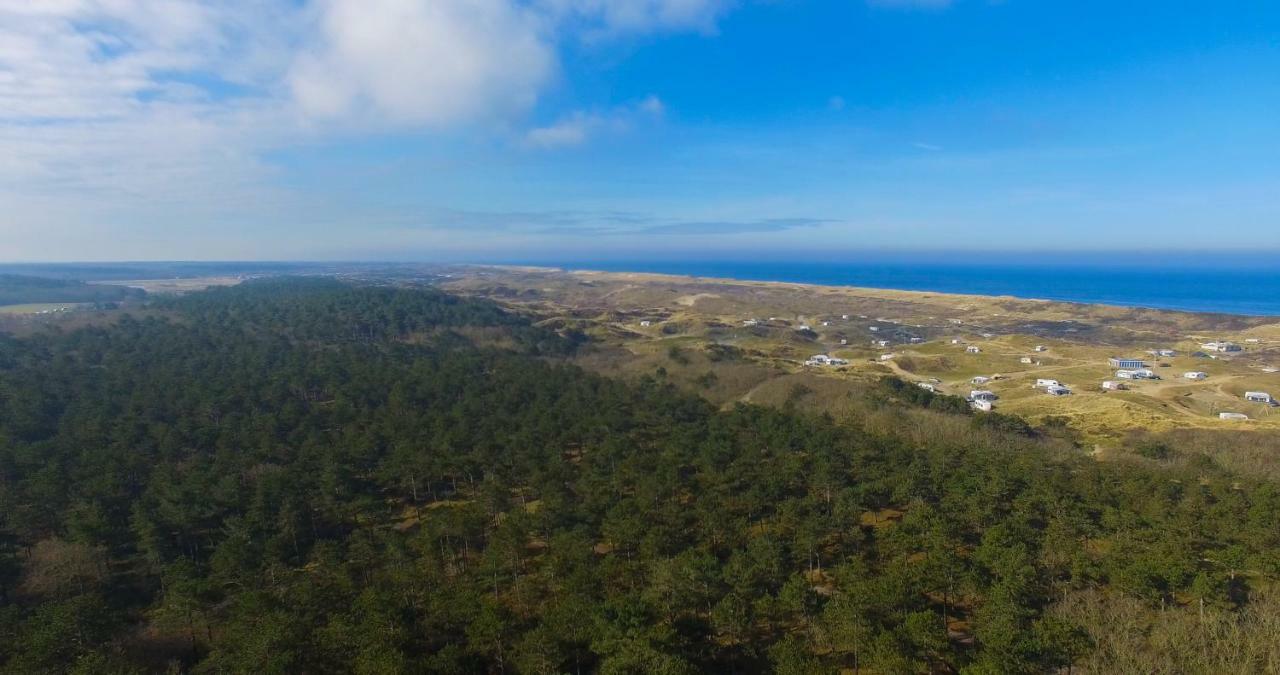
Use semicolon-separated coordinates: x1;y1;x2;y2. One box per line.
1;0;1277;261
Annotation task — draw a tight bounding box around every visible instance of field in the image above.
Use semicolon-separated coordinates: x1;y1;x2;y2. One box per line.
97;275;244;294
442;265;1280;444
0;302;88;315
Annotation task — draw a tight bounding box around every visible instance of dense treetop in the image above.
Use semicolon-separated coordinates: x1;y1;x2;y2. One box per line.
0;279;1277;673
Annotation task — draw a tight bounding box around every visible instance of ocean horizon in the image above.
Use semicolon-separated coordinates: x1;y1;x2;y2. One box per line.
531;258;1280;317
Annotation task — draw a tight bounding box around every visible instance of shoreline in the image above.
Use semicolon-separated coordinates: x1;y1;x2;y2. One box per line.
477;263;1280;323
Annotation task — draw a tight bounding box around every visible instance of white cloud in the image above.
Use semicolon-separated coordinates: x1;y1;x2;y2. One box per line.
289;0;556;127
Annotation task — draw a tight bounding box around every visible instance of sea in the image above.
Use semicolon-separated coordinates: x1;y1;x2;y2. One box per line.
532;256;1280;317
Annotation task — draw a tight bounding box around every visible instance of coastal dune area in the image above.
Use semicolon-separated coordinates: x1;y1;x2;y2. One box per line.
444;266;1280;444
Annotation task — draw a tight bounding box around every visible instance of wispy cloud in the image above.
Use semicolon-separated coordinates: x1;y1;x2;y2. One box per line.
866;0;954;9
638;218;827;235
412;210;829;237
523;95;666;149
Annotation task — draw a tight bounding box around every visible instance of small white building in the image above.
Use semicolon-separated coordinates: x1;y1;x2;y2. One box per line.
1020;357;1034;364
1036;378;1061;388
1183;371;1208;381
1244;391;1275;404
639;320;652;327
971;376;992;385
966;345;982;354
798;324;813;331
1102;381;1127;391
951;339;963;345
1219;412;1250;421
841;314;850;320
742;319;758;327
1034;345;1048;352
917;382;936;392
910;337;923;344
1202;341;1243;353
875;339;890;348
839;338;848;345
806;354;850;367
970;390;998;402
1246;338;1260;344
1046;385;1072;397
869;326;880;332
971;399;994;412
879;353;896;361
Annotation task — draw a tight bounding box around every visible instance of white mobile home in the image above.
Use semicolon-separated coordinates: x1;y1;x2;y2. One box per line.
1036;378;1061;389
1020;357;1034;364
1202;341;1242;353
970;390;998;402
1183;372;1208;381
917;382;936;392
1219;412;1250;421
971;399;994;412
1045;385;1072;397
1101;381;1127;391
1245;391;1275;405
1034;345;1048;352
966;345;982;354
971;376;992;385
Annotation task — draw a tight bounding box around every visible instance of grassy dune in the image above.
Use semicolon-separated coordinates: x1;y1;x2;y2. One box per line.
443;265;1280;458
